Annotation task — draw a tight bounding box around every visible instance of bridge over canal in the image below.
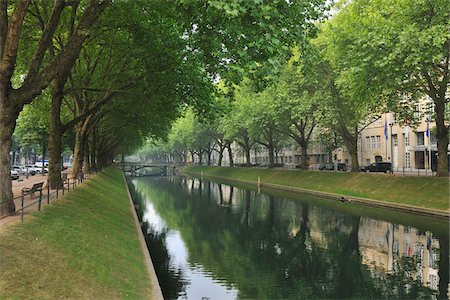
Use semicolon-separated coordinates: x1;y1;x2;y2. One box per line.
122;162;177;177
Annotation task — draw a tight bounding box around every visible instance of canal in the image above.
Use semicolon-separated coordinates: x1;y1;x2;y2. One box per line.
127;176;449;299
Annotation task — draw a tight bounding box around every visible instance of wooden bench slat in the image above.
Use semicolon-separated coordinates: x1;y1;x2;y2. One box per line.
22;182;44;195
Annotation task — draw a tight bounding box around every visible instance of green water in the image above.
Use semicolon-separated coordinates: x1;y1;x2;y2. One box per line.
128;176;449;299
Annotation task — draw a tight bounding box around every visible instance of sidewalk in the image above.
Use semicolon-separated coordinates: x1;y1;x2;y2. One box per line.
0;169;73;230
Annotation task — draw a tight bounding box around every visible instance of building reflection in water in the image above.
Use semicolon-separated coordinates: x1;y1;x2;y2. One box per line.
358;219;441;292
132;176;449;299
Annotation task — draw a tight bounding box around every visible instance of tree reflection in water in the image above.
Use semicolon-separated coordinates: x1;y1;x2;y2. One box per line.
129;177;448;299
141;222;186;300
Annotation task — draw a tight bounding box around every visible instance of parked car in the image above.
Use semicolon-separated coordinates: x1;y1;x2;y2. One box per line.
360;162;392;173
11;165;26;175
35;161;49;168
34;162;49;173
336;163;348;171
319;163;348;171
24;165;38;176
10;169;19;180
319;163;335;170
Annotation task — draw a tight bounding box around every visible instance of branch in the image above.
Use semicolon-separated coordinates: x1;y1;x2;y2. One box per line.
306;120;316;143
25;0;65;82
357;115;381;134
0;0;6;56
63;87;137;95
63;97;76;115
62;91;116;132
0;0;29;81
12;0;111;107
422;70;438;99
68;0;80;37
30;2;45;30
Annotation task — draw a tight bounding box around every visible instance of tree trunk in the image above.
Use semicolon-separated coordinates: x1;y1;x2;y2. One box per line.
245;147;251;167
83;137;90;174
48;79;64;188
300;143;308;169
349;149;359;172
72;123;86;179
0;111;15;215
190;151;195;163
218;146;224;166
41;142;47;175
0;88;17;215
207;150;211;166
338;124;359;172
344;135;359;172
268;146;275;168
91;128;97;170
227;142;233;166
434;98;449;177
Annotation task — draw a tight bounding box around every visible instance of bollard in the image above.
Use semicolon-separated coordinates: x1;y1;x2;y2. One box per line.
38;190;42;211
56;186;59;199
47;183;50;205
67;178;70;192
21;195;24;222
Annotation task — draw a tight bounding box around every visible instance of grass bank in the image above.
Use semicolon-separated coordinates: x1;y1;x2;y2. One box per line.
183;166;450;212
0;168;153;299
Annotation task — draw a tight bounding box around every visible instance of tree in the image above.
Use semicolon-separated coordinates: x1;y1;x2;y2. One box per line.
0;0;110;215
322;0;449;176
297;39;384;171
273;56;319;169
235;81;284;168
222;89;257;167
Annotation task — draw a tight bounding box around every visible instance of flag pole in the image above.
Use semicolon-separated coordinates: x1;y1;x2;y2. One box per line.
427;115;431;173
384;114;389;161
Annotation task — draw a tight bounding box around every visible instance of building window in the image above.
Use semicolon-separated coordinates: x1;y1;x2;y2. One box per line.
430;133;437;145
371;136;376;149
365;136;370;150
393;135;398;146
416;132;424;146
376;136;381;149
414;103;422;120
405;152;411;168
366;159;370;164
403;133;410;146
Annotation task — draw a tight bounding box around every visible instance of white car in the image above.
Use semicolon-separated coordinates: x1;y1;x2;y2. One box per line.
11;166;26;175
34;163;48;173
10;169;19;180
24;165;39;175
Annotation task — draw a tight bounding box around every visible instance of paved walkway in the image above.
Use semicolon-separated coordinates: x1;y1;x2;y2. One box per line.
0;169;73;231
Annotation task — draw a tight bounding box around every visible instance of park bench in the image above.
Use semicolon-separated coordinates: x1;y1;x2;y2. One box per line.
21;182;44;199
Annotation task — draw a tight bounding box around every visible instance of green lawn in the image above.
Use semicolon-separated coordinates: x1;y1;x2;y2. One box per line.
0;168;152;299
183;166;450;211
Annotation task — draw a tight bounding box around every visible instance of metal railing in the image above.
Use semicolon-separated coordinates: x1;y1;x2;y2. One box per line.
0;172;96;222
